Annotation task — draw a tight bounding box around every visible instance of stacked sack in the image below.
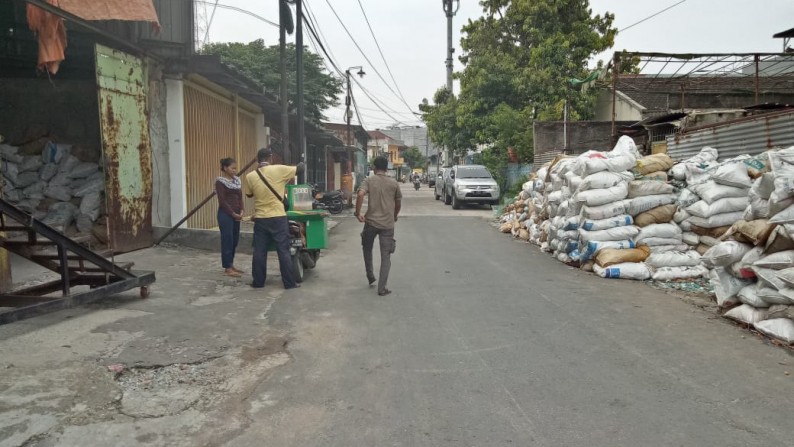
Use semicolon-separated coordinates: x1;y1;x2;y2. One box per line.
569;137;649;279
701;147;794;344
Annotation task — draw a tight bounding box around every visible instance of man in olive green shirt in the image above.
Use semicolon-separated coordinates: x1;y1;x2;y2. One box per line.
355;156;402;296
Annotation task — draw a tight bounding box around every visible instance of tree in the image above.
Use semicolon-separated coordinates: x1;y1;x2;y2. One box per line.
201;40;344;123
402;146;428;170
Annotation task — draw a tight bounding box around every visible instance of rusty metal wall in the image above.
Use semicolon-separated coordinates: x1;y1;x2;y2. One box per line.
183;82;260;229
667;110;794;161
95;44;154;253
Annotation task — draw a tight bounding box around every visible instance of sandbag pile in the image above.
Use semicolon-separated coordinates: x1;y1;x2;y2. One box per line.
1;141;105;236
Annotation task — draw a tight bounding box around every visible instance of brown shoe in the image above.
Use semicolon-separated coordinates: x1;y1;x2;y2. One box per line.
231;266;245;274
224;269;242;277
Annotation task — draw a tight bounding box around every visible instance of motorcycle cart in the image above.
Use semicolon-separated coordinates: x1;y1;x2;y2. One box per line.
267;185;329;283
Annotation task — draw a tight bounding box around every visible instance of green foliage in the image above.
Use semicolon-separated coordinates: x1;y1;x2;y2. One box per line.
505;174;529;199
421;0;616;168
201;40;344;123
402;146;428;170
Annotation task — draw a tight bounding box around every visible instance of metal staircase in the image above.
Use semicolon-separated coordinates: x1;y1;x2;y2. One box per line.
0;198;155;324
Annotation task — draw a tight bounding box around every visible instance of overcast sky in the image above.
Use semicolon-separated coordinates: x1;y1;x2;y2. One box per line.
205;0;794;129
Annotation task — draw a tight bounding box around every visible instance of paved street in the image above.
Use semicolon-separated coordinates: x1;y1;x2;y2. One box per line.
229;183;794;446
3;183;794;446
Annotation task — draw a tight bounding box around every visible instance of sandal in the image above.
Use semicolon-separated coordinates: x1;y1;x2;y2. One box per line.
224;269;242;277
232;266;245;274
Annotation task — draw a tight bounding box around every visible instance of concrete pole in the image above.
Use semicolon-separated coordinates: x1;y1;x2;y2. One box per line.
279;0;289;164
296;0;306;181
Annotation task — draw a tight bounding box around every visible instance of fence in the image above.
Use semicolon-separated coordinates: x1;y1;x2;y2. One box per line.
505;163;533;189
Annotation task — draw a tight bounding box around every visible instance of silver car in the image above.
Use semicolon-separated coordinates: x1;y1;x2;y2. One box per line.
434;168;449;201
443;165;500;209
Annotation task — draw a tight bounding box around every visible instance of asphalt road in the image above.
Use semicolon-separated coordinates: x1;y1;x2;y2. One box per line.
228;183;794;447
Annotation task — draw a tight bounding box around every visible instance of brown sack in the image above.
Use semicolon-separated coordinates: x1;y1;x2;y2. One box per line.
690;224;731;238
695;244;710;255
634;204;678;227
722;219;776;246
595;245;651;268
765;226;794;254
499;223;512;233
518;229;530;241
635;154;675;175
636;171;668;181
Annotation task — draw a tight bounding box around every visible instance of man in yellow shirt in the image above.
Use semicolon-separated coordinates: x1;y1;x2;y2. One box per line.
245;147;305;289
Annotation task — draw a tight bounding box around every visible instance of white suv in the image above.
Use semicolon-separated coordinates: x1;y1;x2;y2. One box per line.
443;165;500;209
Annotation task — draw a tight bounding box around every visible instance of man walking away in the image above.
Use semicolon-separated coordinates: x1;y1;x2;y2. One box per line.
355;156;402;296
245;147;305;290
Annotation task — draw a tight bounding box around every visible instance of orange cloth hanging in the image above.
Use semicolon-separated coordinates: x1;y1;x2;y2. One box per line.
26;0;67;74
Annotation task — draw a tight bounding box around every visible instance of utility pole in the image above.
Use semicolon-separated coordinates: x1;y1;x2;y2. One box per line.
278;0;290;164
296;0;306;181
345;66;365;178
442;0;459;93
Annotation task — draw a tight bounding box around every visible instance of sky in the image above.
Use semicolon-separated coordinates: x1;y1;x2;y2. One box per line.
204;0;794;130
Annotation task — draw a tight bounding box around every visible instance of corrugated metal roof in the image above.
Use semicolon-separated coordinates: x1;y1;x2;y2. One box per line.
666;110;794;161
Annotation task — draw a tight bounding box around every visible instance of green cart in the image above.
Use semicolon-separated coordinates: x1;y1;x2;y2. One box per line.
267;185;330;283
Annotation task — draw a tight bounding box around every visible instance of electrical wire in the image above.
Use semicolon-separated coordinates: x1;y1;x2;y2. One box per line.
192;0;279;28
619;0;687;33
355;0;409;106
323;0;419;115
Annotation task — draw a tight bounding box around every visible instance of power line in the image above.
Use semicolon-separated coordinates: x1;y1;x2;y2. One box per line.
301;11;408;125
355;0;409;106
192;1;278;28
620;0;688;33
323;0;419;115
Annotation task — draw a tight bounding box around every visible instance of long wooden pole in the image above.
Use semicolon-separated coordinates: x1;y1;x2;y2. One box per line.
154;157;257;245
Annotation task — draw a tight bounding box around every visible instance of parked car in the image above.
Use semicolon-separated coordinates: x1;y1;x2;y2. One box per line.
442;165;500;209
434;168;449;201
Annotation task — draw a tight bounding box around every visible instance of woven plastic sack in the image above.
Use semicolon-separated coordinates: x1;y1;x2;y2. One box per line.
710;267;751;307
738;285;770;308
754;319;794;344
686;197;749;219
682;232;700;246
691;181;748;204
575;182;628;207
777;268;794;288
712;159;753;188
724;304;768;325
593;262;651;280
725;219;776;246
578;171;633;191
676;188;700;208
580;240;636;262
581;215;633;231
651;265;709;281
702;241;753;267
754;250;794;270
646;251;701;268
640;237;685;246
635;223;682;242
623;194;677;217
757;286;792;306
582;201;627;220
579;225;640;243
670;147;719;180
688;211;746;229
650;244;691;254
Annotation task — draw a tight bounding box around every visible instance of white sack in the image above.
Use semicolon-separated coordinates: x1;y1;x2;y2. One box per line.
580;215;633;231
699;236;721;247
754;319;794;344
776;267;794;288
712;159;753;188
593;262;651;280
686;197;749;219
623;194;677;217
649;244;691;254
640;237;685;246
754;250;794;270
635;223;682;242
710;267;751;307
578;171;633;191
738;285;770;308
575;182;628;207
702;241;753;267
673;208;690;224
579;240;637;262
582;202;627;220
682;232;700;246
688;211;746;229
652;265;709;281
579;225;640;243
757;287;792;306
753;267;789;291
691;181;748;204
627;180;675;198
646;251;701;268
676;189;701;208
724;304;768;325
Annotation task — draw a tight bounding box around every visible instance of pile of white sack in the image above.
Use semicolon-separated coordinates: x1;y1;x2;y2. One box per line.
499;139;794;344
0;141;104;234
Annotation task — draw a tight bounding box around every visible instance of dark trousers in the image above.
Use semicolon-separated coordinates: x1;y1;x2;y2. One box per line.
361;223;395;293
252;216;297;289
217;209;240;269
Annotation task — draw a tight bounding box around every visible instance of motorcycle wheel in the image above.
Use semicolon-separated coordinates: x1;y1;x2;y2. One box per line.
328;198;344;214
292;253;304;283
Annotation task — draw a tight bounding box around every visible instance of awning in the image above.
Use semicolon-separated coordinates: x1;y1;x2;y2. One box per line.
59;0;159;25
